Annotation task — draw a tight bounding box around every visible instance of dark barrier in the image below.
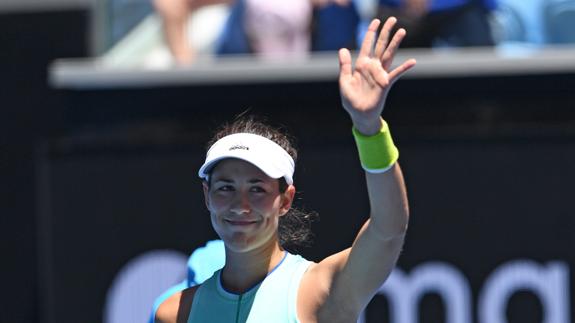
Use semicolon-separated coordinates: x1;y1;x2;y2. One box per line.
38;122;575;323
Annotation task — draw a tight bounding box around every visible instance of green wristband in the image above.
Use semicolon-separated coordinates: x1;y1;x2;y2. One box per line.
352;119;399;173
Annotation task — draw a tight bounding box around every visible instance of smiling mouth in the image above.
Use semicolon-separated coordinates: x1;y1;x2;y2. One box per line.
225;219;258;226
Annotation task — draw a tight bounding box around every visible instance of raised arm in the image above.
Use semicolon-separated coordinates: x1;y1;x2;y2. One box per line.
303;17;415;322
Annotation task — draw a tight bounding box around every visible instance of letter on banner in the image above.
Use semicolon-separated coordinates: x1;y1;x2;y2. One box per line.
366;262;472;323
478;260;570;323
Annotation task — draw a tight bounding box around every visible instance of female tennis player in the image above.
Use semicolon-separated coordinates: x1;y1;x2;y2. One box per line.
155;17;415;323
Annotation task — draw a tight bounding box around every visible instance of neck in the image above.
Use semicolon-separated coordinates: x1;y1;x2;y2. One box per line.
221;240;285;294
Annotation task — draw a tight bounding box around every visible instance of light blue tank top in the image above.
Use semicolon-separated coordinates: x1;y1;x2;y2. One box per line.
187;252;312;323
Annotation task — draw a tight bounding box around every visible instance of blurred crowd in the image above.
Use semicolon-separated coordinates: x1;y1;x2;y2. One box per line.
151;0;498;65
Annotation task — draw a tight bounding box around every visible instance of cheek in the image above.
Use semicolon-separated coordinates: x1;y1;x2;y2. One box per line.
253;195;281;213
209;211;227;238
208;193;229;210
210;213;221;232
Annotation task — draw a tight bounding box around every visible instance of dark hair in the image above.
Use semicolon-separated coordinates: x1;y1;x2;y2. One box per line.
206;115;318;252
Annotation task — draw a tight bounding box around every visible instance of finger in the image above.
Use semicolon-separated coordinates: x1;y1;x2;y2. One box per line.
358;19;381;58
374;16;397;58
381;28;407;70
357;62;378;86
370;61;391;89
388;58;417;83
338;48;353;80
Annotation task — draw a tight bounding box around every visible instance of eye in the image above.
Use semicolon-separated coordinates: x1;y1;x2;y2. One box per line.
250;186;267;193
217;185;234;192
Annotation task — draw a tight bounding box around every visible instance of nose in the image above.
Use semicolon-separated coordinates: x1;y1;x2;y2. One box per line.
230;191;250;215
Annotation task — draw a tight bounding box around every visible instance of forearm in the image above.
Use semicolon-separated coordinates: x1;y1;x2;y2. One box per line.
338;164;408;312
364;163;409;239
351;116;409;238
352;116;409;231
154;0;233;64
191;0;233;8
165;19;193;64
154;0;194;64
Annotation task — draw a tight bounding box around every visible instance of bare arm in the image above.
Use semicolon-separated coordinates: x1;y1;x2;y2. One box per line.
304;17;415;321
154;287;197;323
153;0;233;65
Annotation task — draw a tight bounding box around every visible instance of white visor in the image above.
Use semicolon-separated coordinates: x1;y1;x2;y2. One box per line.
198;133;295;185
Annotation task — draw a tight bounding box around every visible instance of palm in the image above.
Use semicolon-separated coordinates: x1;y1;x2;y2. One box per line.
340;55;389;117
339;18;416;132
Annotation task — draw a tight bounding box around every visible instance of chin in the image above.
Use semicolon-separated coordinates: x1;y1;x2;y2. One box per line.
220;233;256;252
222;233;276;254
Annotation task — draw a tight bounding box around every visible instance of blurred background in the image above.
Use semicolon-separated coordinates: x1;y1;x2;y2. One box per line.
2;0;575;322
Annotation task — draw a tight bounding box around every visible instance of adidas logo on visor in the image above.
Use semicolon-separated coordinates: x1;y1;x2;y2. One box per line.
229;144;249;151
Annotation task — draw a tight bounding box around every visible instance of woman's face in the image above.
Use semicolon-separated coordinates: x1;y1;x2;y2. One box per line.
203;158;294;253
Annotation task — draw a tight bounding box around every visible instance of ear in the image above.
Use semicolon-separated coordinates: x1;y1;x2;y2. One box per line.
202;181;210;210
279;185;296;216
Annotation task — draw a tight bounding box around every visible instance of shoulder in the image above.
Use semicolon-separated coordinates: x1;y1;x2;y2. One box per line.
154;285;199;323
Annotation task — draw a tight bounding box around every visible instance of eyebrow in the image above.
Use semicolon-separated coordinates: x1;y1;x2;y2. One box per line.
212;178;233;183
212;178;265;184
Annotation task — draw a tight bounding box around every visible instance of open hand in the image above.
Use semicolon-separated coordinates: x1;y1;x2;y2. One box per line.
338;17;416;135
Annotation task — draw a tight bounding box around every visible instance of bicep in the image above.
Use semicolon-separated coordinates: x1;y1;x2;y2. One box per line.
313;220;405;316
